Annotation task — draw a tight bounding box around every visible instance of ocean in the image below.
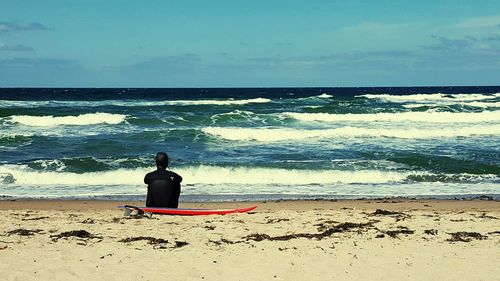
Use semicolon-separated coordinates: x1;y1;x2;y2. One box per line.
0;87;499;201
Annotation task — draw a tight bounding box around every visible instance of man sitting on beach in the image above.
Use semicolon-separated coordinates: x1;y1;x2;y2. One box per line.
144;152;183;208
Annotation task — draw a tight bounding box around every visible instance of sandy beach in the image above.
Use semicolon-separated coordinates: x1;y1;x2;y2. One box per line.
1;199;499;281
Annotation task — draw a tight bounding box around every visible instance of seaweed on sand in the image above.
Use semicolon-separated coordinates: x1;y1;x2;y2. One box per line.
50;230;102;242
384;227;415;238
6;229;44;236
370;209;411;221
447;232;487;242
119;236;168;245
244;222;375;242
119;236;188;249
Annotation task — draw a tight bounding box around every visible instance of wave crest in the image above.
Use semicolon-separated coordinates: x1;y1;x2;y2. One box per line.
358;93;499;102
283;111;500;123
202;125;500;141
0;98;271;108
0;164;417;185
9;113;127;127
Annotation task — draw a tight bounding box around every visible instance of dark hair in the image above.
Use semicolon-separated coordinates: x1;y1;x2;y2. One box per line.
155;152;169;169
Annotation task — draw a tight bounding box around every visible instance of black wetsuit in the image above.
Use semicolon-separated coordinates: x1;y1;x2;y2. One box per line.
144;168;183;208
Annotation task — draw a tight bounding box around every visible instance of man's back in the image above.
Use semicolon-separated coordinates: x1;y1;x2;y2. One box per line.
144;169;182;208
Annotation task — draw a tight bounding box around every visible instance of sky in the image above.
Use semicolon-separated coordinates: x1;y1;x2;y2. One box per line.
0;0;500;87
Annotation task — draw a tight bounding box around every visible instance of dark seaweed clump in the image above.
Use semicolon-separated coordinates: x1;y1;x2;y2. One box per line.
7;228;44;236
385;227;415;238
370;209;410;221
119;237;188;249
50;230;102;241
21;216;49;221
119;236;169;245
244;222;374;242
447;232;487;242
424;229;438;235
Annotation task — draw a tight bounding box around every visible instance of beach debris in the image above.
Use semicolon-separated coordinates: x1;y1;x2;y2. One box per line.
369;209;410;221
266;218;290;224
6;228;44;236
424;229;438;235
21;216;49;221
81;218;96;224
50;230;103;242
244;221;375;242
100;254;113;259
472;213;498;220
119;236;168;245
118;236;187;249
174;241;189;248
447;232;487;242
314;220;340;231
487;231;500;235
209;238;238;245
450;218;467;222
0;245;8;250
384;226;415;238
204;225;216;230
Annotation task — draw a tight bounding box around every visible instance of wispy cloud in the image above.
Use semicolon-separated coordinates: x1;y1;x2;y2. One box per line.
455;14;500;29
0;43;33;51
245;50;418;70
0;21;51;34
0;57;85;87
424;35;472;50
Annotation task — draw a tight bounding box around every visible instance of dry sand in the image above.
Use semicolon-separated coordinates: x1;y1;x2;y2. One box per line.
1;199;499;281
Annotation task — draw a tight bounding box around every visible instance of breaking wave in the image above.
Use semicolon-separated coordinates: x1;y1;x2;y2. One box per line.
402;101;500;109
0;98;271;108
202;125;500;141
358;93;500;102
8;113;127;127
0;164;430;185
283;111;500;123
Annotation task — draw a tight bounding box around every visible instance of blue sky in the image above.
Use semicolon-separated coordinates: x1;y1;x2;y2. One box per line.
1;1;500;87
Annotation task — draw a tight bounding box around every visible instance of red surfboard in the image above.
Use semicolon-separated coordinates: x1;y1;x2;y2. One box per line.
119;205;257;216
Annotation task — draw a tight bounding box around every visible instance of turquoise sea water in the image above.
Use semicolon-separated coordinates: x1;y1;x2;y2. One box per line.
0;87;499;200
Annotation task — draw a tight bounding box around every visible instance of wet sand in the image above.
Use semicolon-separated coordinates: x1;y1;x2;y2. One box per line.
1;199;499;280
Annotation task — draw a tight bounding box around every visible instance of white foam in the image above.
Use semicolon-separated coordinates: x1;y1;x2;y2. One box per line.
202;125;500;141
401;104;427;109
211;110;255;119
0;132;34;138
358;93;498;103
0;98;271;108
283;111;500;123
9;113;127;127
402;101;500;109
0;164;419;185
164;98;271;106
317;94;333;98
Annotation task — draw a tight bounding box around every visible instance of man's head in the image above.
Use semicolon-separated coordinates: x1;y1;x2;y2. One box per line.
155;152;169;169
